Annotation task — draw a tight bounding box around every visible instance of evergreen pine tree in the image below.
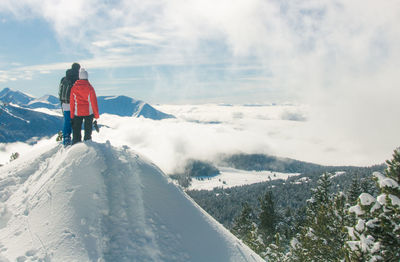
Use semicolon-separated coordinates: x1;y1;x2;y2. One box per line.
258;190;277;244
231;202;263;253
345;191;378;261
281;207;296;241
232;202;253;239
346;148;400;261
348;176;362;205
264;233;288;262
290;173;348;261
360;176;377;196
385;147;400;183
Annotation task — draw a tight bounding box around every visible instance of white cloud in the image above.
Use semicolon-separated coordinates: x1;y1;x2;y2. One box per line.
84;104;392;175
1;0;399;158
0;69;34;82
2;0;399;94
0;136;56;165
0;104;396;174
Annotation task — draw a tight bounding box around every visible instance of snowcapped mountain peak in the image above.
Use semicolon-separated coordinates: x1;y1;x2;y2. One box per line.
29;95;59;105
0;88;59;110
98;95;174;119
0;141;262;262
0;87;33;97
102;95;135;102
0;87;11;96
0;87;35;106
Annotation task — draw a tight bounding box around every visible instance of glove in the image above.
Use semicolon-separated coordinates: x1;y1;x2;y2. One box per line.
93;120;99;133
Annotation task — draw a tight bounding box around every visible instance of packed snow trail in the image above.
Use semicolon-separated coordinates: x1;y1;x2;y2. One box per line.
0;141;263;261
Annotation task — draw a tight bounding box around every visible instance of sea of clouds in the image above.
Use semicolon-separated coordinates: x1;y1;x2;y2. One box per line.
0;104;396;173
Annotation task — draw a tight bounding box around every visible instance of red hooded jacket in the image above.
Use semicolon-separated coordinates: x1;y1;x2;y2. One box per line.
70;80;99;119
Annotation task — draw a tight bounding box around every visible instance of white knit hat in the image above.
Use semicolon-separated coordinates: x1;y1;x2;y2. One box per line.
79;68;88;80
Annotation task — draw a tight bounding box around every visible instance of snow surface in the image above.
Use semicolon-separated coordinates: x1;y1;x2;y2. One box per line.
2;106;30;123
27;95;57;106
0;141;263;262
359;193;376;206
373;171;399;189
389;194;400;206
331;171;346;178
377;193;400;207
30;108;61;117
349;205;364;216
188;167;299;191
355;219;365;232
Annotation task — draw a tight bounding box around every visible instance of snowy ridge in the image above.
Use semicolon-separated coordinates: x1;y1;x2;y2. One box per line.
2;107;30;123
132;101;146;118
0;88;34;106
27;95;60;110
0;104;62;143
0;141;262;262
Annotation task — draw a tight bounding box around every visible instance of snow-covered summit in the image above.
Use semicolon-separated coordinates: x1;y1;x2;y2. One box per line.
0;141;262;262
98;95;175;120
0;87;35;106
0;88;59;110
27;95;60;110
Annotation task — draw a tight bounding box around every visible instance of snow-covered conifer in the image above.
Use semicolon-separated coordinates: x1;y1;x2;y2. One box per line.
348;176;362;205
259;191;277;244
264;233;288;262
289;173;347;261
231;202;263;253
346;148;400;261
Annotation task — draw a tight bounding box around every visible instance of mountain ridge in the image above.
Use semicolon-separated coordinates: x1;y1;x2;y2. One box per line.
0;88;174;119
0;88;174;143
0;141;262;261
0;104;62;143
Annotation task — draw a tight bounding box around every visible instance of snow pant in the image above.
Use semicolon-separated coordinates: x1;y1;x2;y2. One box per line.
62;110;72;145
72;114;94;145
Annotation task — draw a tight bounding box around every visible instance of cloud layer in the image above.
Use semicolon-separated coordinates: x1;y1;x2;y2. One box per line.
1;0;399;159
0;104;397;174
90;104;393;174
2;0;399;91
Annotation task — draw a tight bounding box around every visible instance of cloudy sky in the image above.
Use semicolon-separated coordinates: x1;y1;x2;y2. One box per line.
0;0;399;162
0;0;398;102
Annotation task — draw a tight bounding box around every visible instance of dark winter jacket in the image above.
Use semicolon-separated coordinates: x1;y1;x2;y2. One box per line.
58;69;74;104
70;80;100;119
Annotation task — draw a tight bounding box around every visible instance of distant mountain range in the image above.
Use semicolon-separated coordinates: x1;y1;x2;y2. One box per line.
0;103;62;143
0;88;61;110
0;87;174;119
0;87;174;143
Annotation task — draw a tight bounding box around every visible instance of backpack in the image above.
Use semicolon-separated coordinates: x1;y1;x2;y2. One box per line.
59;76;73;104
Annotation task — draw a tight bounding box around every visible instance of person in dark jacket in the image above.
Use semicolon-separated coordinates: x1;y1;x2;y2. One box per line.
58;63;80;145
70;63;80;84
70;68;100;144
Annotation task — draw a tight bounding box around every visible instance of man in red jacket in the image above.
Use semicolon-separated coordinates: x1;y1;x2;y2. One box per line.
70;68;100;144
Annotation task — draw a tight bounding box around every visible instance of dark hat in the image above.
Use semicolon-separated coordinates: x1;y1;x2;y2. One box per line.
71;63;81;71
